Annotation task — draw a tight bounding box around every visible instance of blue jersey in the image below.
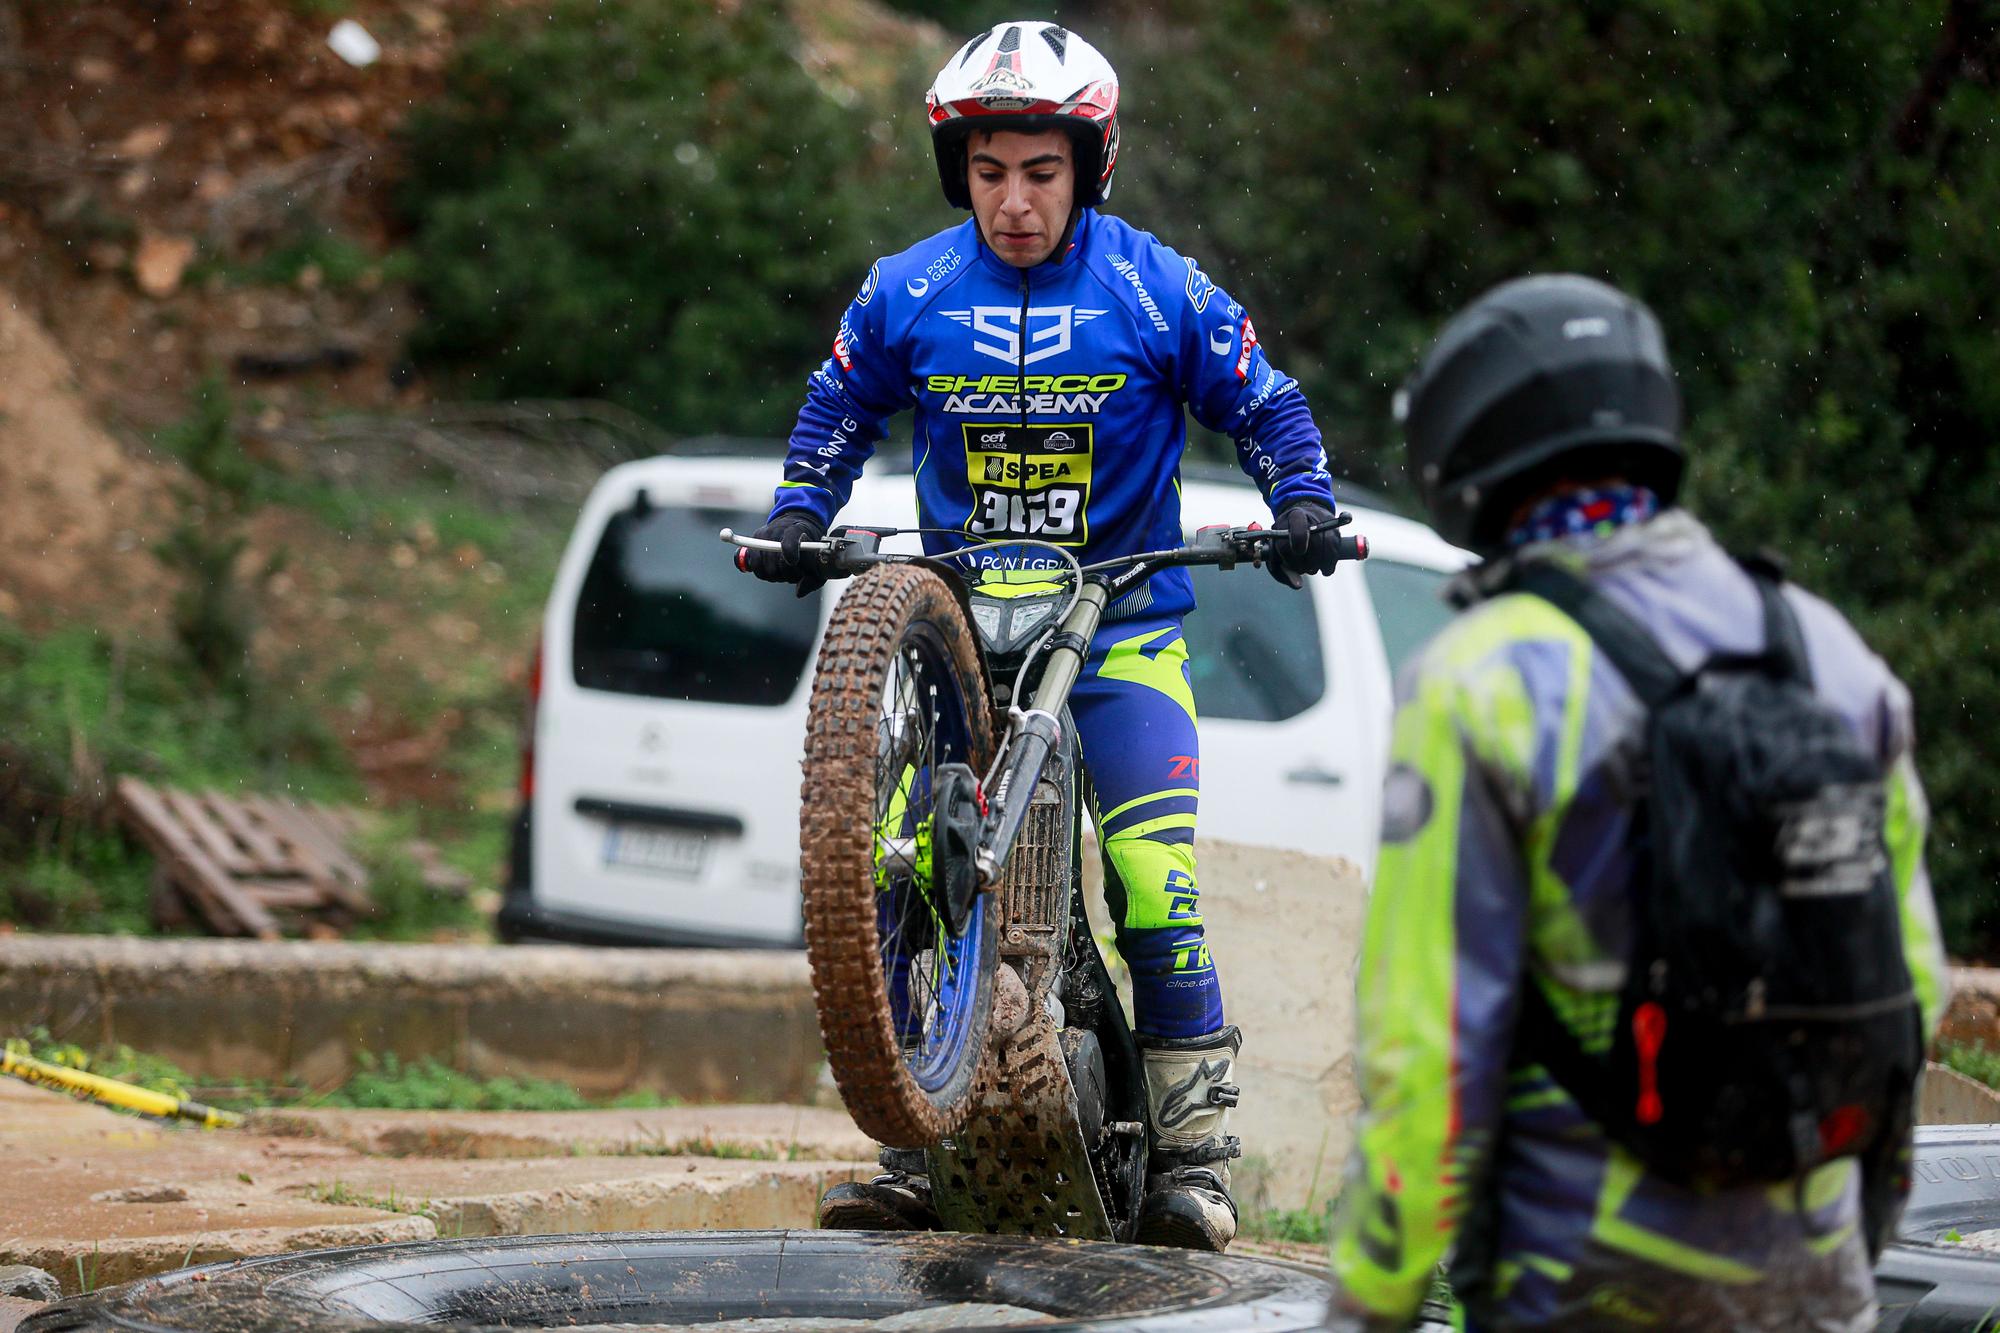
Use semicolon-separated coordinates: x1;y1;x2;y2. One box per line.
770;209;1335;617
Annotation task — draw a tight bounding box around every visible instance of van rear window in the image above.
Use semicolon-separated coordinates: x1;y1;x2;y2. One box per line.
572;502;819;706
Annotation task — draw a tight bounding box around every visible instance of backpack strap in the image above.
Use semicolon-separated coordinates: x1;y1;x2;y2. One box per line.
1748;570;1815;688
1506;562;1685;709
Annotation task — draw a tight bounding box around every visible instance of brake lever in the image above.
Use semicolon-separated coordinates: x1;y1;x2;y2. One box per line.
1204;515;1368;569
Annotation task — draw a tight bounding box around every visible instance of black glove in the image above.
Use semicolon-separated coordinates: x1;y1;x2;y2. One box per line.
742;513;828;597
1267;500;1343;589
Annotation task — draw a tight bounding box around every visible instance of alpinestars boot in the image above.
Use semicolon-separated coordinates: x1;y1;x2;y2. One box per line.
1134;1026;1243;1252
816;1147;940;1231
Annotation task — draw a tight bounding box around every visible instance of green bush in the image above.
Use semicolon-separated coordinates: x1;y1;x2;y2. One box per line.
1938;1040;2000;1093
399;0;934;434
0;618;350;931
347;821;481;942
154;374;274;695
0;620;347;799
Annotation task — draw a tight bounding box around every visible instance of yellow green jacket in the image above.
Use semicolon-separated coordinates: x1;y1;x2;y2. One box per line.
1329;513;1946;1331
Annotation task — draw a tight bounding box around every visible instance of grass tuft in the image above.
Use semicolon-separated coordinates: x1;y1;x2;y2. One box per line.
1240;1204;1331;1246
1938;1041;2000;1091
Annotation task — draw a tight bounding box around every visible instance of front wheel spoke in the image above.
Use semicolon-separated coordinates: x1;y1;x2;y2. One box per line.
861;625;975;1075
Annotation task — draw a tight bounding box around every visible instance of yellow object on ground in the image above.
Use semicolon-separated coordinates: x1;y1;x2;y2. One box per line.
0;1045;242;1129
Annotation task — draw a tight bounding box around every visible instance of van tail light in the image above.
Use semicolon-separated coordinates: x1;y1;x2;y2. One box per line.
519;635;543;803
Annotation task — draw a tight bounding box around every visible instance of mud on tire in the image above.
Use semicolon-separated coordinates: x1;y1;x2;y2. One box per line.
801;563;997;1148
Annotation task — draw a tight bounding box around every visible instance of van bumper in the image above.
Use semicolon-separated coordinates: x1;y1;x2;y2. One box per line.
498;808;804;950
497;893;804;950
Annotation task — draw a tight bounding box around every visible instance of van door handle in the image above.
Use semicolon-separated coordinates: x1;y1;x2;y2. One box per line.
1285;765;1345;787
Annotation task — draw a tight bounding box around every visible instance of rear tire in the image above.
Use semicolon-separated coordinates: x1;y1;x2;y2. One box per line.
802;564;997;1147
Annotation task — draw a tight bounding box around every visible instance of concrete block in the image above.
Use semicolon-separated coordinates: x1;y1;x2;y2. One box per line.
286;993;467;1089
0;1267;58;1302
1920;1062;2000;1126
102;989;297;1086
0;936;818;1105
1082;838;1368;1214
625;992;823;1104
462;993;641;1096
0;966;110;1050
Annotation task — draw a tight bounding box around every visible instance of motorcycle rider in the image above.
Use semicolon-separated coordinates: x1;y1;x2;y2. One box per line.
1326;274;1947;1329
743;21;1343;1251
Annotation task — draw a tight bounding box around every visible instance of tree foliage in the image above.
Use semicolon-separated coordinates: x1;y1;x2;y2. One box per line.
399;0;2000;949
400;0;935;434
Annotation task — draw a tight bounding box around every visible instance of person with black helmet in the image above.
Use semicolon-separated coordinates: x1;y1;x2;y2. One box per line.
1325;274;1945;1329
742;21;1344;1252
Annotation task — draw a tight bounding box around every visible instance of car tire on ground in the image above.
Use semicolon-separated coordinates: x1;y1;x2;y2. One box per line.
1876;1123;2000;1330
20;1230;1334;1332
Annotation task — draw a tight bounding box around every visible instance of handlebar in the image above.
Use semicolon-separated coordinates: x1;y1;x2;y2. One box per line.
1147;518;1368;571
720;517;1367;582
723;526;882;575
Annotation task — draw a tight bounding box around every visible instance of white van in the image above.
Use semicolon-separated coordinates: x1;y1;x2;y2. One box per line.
498;451;1469;948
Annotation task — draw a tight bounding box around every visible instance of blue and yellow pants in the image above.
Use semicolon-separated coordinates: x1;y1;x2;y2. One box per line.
1072;613;1221;1040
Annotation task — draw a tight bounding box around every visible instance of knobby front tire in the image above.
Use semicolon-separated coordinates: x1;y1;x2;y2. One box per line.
801;564;998;1147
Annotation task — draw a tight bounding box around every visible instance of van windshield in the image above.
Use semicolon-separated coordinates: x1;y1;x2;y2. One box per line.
1184;565;1326;722
1364;559;1455;678
572;501;819;706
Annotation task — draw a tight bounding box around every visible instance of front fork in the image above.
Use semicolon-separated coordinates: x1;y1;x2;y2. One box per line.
972;578;1109;886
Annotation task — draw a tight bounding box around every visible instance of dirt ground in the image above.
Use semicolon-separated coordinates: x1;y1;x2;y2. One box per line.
0;1074;873;1298
0;288;172;627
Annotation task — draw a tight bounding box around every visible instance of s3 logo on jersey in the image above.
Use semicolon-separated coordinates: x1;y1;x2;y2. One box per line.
942;305;1108;366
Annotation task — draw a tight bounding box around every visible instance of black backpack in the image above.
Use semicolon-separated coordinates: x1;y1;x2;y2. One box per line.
1508;559;1924;1188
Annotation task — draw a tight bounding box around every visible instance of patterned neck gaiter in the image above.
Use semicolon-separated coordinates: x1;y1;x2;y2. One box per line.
1507;483;1661;549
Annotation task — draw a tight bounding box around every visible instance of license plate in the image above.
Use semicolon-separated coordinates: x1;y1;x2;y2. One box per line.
603;823;708;877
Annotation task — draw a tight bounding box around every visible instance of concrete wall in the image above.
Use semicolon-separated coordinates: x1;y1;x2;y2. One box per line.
1084;839;1368;1217
0;935;820;1103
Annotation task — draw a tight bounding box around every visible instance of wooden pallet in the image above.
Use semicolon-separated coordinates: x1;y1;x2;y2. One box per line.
113;779;451;939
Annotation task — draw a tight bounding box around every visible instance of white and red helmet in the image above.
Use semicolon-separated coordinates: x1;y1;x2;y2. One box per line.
926;21;1121;210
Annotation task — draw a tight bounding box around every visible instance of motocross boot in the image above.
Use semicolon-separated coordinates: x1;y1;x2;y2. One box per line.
816;1147;940;1231
1134;1026;1242;1252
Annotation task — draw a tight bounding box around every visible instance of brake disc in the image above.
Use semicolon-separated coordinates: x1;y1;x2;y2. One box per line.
929;763;983;936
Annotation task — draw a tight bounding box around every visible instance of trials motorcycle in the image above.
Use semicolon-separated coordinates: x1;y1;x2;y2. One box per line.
725;516;1365;1239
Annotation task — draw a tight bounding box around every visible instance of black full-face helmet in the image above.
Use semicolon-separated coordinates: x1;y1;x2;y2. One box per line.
1399;274;1686;554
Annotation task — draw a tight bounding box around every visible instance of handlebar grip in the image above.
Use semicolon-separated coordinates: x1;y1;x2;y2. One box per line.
1342;534;1369;562
735;547;750;573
